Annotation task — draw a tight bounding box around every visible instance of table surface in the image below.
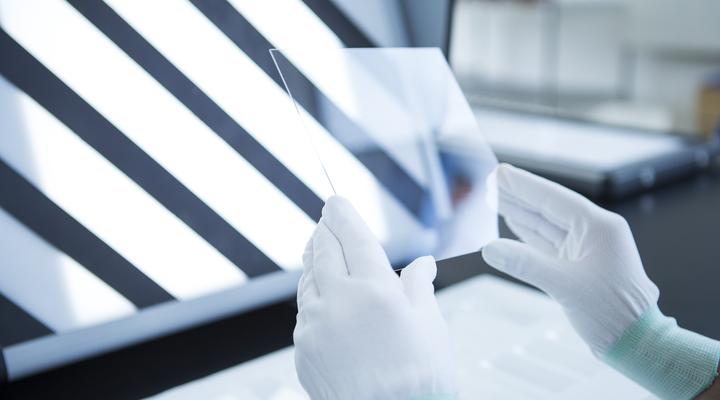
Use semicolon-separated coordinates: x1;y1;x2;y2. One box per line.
2;169;719;399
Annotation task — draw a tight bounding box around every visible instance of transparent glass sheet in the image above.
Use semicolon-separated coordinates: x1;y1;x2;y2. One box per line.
271;48;498;266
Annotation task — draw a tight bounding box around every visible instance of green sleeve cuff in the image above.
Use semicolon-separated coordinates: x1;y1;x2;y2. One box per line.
603;305;720;400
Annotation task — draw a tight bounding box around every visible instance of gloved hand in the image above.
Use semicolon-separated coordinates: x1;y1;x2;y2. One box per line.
482;164;720;400
481;163;659;355
294;196;457;400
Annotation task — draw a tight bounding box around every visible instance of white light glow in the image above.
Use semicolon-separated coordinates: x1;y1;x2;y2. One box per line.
0;208;136;332
0;74;246;300
103;0;434;260
104;0;335;202
0;0;315;271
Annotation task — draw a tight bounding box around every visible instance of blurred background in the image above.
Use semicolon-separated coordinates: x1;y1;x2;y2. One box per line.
450;0;720;137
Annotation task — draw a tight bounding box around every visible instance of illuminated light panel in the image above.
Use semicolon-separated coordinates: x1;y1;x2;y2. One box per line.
0;208;136;332
0;73;246;299
103;0;433;259
105;0;334;201
0;0;314;271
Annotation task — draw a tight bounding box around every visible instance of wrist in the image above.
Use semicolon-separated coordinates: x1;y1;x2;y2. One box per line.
602;305;720;400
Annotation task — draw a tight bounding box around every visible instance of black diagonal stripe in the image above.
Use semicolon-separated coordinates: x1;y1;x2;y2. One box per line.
0;348;6;384
0;29;281;278
300;0;375;47
68;0;323;224
0;292;53;347
0;159;173;308
191;0;435;226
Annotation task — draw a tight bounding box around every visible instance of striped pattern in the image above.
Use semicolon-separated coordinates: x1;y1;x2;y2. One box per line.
0;0;432;349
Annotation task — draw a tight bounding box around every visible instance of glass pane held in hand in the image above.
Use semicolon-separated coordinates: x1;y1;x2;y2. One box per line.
271;47;498;266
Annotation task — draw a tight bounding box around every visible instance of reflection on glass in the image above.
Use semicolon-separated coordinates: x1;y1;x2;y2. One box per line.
271;48;498;265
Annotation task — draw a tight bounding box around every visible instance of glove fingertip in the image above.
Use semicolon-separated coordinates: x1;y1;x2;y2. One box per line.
321;196;354;224
482;239;535;280
483;239;566;297
481;240;511;271
495;163;518;189
401;255;437;283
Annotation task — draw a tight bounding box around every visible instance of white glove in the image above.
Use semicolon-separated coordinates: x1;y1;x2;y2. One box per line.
481;165;720;400
294;196;457;400
481;164;659;355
